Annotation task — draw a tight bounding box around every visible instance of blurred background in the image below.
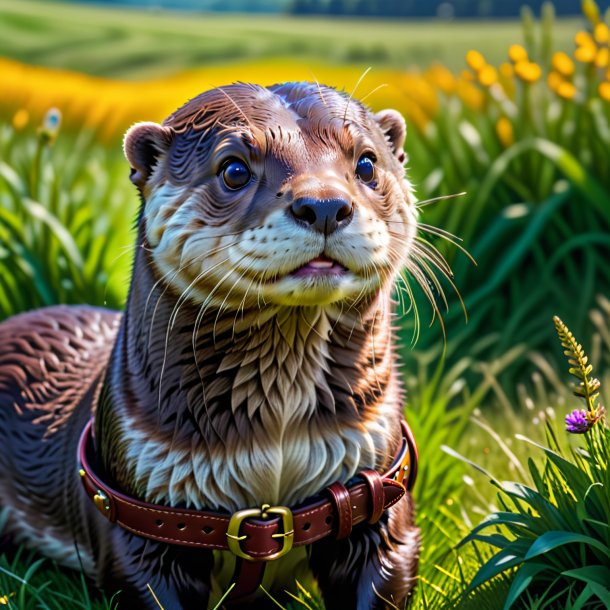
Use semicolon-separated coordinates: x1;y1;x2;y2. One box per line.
1;0;610;608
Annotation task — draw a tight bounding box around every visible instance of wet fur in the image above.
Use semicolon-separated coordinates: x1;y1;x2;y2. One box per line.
0;82;420;609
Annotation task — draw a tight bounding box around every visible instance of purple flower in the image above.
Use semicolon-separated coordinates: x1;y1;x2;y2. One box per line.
565;409;590;434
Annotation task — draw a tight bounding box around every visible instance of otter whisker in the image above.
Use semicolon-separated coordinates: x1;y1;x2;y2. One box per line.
409;240;468;321
147;239;241;348
308;70;328;108
343;66;372;123
411;251;449;312
396;268;421;345
359;83;388;105
417;225;477;266
412;237;454;279
191;253;251;352
212;264;255;345
405;258;447;342
168;250;241;332
232;266;261;340
415;191;467;209
218;87;255;131
158;255;235;417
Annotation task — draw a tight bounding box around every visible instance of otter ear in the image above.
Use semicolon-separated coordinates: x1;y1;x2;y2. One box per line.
375;109;407;165
123;122;174;189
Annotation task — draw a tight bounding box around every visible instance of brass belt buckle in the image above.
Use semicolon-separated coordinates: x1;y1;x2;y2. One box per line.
226;503;294;561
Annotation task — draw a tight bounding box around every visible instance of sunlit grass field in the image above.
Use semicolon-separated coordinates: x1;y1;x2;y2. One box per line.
0;0;582;77
1;0;610;608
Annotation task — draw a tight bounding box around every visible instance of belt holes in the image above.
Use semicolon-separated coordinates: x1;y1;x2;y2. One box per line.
202;526;214;534
177;522;186;530
325;515;333;525
302;522;311;531
155;519;164;527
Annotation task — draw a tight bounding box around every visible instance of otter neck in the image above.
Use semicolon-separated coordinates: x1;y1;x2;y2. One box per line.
97;243;400;507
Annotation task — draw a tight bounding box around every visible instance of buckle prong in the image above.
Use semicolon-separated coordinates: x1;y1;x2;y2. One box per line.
226;504;294;561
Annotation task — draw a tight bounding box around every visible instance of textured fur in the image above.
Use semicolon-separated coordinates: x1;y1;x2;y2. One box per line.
0;82;420;609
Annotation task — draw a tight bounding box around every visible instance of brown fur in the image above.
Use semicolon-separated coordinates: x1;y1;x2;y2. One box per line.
0;82;420;609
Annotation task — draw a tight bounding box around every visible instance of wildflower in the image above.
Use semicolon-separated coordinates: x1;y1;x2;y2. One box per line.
599;81;610;100
594;22;610;44
456;78;485;110
552;51;575;77
498;62;516;97
547;71;563;92
38;108;62;144
12;108;29;131
557;81;577;100
582;0;601;25
466;50;486;73
0;593;14;605
496;117;514;147
575;45;597;63
575;31;597;63
576;31;595;48
426;63;455;94
508;44;528;63
499;62;514;79
478;64;498;87
514;60;542;83
566;405;607;433
595;47;610;69
566;409;590;433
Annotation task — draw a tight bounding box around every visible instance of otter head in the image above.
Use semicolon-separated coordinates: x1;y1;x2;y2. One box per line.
123;82;416;310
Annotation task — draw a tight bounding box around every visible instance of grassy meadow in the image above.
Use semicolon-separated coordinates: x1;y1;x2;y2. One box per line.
0;0;582;76
1;0;610;608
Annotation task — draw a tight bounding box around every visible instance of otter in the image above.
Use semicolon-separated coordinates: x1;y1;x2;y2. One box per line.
0;82;420;609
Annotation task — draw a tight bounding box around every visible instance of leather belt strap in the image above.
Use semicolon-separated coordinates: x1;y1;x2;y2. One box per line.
78;417;418;592
325;482;353;539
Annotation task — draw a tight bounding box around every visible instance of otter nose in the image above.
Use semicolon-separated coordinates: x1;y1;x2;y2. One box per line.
290;197;353;235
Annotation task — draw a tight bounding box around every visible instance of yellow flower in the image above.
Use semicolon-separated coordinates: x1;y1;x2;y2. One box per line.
515;60;542;83
508;44;528;63
552;51;575;77
499;62;514;79
575;31;596;50
12;108;29;130
582;0;601;25
0;593;14;605
595;47;610;68
547;71;563;92
456;78;485;110
496;117;514;147
478;64;498;86
557;81;577;100
600;81;610;101
426;63;456;94
594;22;610;44
460;69;475;82
466;50;486;72
575;45;597;63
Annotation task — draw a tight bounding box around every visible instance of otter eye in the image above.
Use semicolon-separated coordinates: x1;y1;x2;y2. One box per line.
355;154;376;185
221;159;251;190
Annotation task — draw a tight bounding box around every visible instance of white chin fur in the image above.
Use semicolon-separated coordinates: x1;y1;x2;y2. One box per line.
145;184;414;307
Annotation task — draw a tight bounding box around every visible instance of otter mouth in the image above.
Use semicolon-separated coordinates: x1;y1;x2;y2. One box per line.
290;254;349;278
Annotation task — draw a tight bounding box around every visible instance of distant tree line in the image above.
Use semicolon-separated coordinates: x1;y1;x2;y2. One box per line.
289;0;585;18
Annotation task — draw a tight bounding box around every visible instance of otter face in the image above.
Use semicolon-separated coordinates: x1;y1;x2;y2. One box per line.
124;82;416;309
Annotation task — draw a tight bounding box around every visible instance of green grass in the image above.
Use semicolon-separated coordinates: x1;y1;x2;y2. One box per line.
0;117;609;610
0;0;585;77
1;2;610;608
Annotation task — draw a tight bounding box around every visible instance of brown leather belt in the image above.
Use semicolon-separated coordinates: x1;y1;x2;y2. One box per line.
78;418;418;601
